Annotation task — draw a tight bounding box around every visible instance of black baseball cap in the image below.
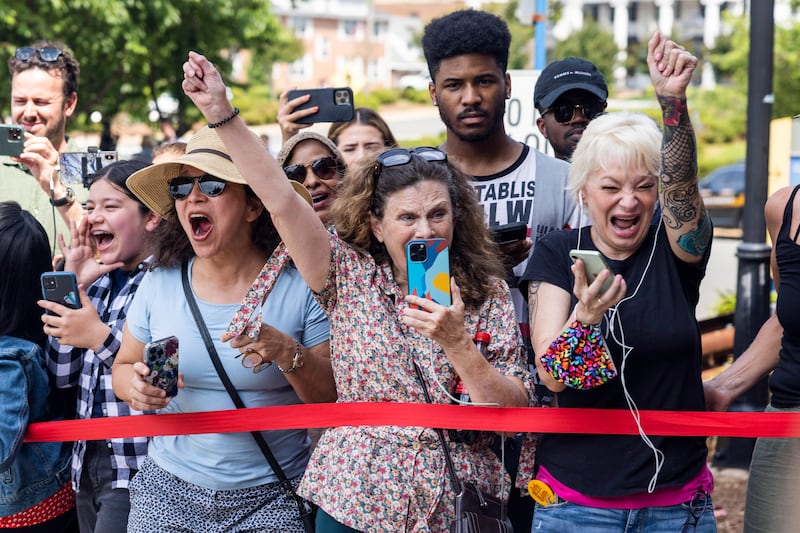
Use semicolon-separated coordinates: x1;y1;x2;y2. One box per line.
534;57;608;111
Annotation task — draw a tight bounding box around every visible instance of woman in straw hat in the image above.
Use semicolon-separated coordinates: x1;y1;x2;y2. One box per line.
277;131;345;228
179;51;529;532
111;127;335;532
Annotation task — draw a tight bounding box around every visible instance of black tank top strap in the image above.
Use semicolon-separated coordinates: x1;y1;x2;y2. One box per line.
788;185;800;243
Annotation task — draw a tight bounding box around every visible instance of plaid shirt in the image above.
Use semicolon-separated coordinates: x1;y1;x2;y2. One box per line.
46;261;151;491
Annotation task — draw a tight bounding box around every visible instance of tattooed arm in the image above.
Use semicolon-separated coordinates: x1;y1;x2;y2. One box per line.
647;31;711;264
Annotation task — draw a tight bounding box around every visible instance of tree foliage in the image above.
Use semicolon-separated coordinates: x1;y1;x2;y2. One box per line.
711;13;800;119
0;0;301;134
548;19;618;93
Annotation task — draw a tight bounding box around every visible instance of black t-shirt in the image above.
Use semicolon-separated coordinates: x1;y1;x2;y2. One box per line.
520;224;711;497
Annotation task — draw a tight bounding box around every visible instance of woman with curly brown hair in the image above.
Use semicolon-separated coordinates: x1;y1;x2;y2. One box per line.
180;51;529;532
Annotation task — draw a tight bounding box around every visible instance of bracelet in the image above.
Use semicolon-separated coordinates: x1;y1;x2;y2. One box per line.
207;107;240;129
276;339;305;374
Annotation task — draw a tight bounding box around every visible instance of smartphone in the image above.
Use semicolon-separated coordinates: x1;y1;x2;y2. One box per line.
40;272;81;314
0;125;24;157
60;150;118;186
569;249;614;293
406;238;451;308
286;87;355;124
490;222;528;244
143;336;179;397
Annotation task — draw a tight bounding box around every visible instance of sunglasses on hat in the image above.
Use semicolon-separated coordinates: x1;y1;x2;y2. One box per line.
14;47;63;62
542;101;606;124
283;156;341;183
168;174;227;200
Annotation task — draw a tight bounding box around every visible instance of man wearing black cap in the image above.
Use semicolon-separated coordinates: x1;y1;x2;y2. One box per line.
535;57;608;162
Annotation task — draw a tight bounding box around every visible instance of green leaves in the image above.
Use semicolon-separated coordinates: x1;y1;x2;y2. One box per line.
0;0;300;134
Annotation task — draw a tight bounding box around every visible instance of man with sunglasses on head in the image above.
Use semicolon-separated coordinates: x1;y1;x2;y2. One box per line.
421;9;580;532
1;40;83;245
535;57;608;162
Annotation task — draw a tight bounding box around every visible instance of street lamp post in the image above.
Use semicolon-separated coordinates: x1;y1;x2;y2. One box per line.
712;0;774;470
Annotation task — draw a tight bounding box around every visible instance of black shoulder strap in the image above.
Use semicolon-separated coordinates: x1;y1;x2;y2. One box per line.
180;260;313;521
412;360;462;493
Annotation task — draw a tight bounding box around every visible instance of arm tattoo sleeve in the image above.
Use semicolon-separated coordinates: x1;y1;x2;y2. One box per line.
658;94;710;257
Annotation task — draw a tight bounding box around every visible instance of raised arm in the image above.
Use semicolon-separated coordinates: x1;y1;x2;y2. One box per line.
647;32;711;264
181;51;331;292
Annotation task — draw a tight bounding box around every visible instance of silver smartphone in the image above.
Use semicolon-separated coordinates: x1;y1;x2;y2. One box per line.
569;249;614;293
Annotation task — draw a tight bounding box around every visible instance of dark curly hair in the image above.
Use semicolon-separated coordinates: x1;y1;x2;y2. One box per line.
421;9;511;80
0;202;52;347
8;39;80;98
331;152;505;308
149;185;280;269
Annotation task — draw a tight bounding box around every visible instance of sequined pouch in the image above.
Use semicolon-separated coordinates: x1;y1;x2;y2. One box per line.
540;320;617;389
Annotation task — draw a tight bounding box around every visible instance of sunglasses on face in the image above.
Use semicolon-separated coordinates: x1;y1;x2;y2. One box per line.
542;101;606;123
283;156;340;183
373;147;447;181
14;47;63;62
168;174;227;200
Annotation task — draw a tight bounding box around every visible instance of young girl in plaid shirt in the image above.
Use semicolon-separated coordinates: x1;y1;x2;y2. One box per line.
40;159;162;533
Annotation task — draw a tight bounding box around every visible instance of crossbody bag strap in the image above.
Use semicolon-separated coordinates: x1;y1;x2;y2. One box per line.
412;360;462;493
180;260;312;516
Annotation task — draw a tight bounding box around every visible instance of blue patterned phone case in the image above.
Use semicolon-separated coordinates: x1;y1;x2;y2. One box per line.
406;238;451;307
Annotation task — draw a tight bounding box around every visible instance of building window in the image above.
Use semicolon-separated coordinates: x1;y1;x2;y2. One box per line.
373;20;387;39
288;16;310;39
340;19;363;40
289;57;309;81
316;36;330;61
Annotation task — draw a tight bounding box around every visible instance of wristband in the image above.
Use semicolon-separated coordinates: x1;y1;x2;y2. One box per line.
540;320;617;389
207;107;240;129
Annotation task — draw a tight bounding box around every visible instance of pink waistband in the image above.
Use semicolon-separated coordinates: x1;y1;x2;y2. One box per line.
538;464;714;509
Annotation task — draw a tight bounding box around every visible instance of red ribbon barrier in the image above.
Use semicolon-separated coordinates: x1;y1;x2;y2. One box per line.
24;403;800;443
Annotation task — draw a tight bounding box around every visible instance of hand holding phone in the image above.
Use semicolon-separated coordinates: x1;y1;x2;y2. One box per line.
143;336;179;397
406;238;451;308
569;249;614;293
286;87;355;124
40;272;81;315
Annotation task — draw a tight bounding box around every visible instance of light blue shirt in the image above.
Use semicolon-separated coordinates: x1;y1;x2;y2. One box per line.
126;259;329;490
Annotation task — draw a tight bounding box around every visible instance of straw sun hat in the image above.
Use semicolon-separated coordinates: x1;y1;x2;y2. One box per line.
126;126;311;218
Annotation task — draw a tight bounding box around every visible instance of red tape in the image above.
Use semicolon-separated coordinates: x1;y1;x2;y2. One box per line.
24;403;800;443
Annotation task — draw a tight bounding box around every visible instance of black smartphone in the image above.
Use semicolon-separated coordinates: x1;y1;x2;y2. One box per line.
40;272;81;314
490;222;528;244
143;336;179;397
569;249;614;293
0;125;24;157
286;87;355;124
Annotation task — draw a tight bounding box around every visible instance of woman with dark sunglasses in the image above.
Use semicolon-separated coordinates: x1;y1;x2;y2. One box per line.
181;51;529;532
110;127;336;532
277;131;346;227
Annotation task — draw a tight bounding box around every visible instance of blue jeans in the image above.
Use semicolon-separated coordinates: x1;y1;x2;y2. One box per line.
75;441;131;533
532;492;716;533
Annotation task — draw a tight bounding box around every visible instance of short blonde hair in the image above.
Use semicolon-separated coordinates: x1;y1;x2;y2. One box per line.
568;111;661;201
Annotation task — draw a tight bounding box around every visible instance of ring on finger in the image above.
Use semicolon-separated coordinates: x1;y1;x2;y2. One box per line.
597;297;603;305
